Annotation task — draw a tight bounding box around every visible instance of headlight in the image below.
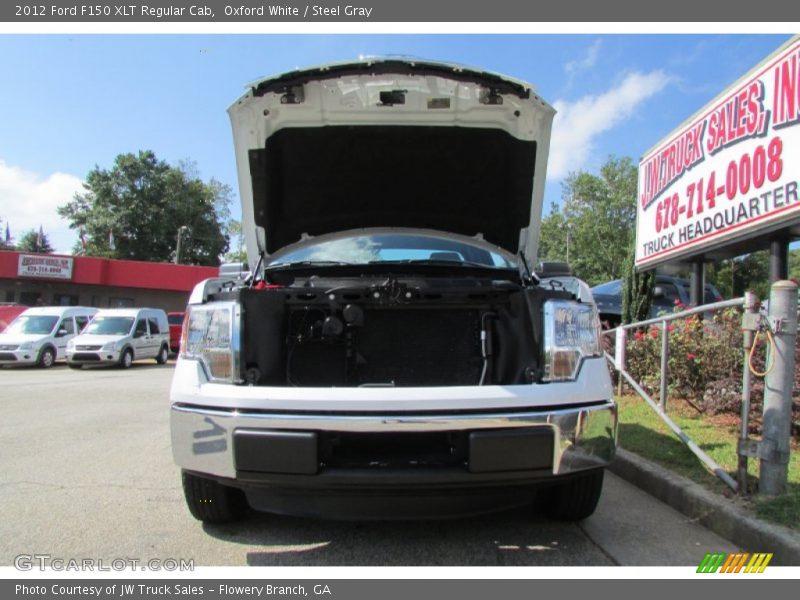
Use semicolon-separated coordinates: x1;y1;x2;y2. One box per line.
19;342;35;351
180;302;240;383
101;342;116;352
66;339;75;349
542;300;601;382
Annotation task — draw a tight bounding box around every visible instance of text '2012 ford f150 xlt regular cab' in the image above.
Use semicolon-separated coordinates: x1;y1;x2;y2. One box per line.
170;58;617;524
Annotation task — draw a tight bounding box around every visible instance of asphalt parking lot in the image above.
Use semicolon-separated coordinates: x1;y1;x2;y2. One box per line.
0;361;739;567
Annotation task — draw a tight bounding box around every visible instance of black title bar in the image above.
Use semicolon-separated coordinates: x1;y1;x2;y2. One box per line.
3;0;800;22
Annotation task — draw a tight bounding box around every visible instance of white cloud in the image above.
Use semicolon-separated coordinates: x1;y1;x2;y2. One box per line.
548;70;672;180
565;39;602;75
0;160;84;254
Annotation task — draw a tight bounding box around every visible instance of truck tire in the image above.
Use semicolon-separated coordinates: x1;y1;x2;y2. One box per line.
182;471;248;524
542;468;604;521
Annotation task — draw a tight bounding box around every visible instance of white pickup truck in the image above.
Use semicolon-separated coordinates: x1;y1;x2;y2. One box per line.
170;58;617;524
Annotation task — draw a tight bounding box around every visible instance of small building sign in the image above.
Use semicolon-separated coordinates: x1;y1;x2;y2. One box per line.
17;254;74;280
636;35;800;270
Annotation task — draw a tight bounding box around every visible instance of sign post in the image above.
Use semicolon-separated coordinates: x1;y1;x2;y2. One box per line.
761;280;797;495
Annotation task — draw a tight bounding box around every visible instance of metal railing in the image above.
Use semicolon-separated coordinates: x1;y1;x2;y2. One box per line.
604;282;796;496
603;296;748;493
607;297;745;410
604;351;740;491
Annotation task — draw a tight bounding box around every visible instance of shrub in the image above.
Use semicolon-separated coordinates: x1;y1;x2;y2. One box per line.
621;304;799;438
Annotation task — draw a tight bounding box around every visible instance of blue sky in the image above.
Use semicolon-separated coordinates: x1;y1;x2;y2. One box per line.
0;34;791;253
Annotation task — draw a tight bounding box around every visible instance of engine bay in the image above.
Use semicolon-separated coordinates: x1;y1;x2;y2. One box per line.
224;273;572;387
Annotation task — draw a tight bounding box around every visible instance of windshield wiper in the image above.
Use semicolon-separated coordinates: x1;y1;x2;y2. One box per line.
369;259;510;269
265;260;355;269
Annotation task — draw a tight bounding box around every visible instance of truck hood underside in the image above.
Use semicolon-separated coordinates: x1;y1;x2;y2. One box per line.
249;125;537;254
230;58;555;262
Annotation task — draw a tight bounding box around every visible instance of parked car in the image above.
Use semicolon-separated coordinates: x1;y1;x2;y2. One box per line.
0;303;27;333
0;306;98;367
66;308;170;369
170;58;616;525
167;311;185;354
591;276;724;327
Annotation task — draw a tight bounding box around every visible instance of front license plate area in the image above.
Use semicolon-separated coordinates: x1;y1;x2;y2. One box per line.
468;428;554;473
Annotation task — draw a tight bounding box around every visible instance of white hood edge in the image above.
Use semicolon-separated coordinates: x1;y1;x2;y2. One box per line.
228;58;555;273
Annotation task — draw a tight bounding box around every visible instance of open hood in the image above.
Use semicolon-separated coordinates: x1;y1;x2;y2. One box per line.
229;58;555;268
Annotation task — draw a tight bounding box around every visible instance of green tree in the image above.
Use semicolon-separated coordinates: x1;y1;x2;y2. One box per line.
538;156;638;286
788;248;800;282
621;240;655;324
16;229;54;253
708;251;771;300
224;219;248;263
537;202;568;264
58;150;230;265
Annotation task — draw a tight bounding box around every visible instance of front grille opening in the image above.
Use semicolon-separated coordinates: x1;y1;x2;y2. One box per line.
319;431;467;469
71;353;101;361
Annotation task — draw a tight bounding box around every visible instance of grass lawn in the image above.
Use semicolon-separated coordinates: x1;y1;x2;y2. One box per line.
615;395;800;530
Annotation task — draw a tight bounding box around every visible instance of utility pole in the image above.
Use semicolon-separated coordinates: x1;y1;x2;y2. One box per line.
737;290;758;492
760;279;797;495
689;259;704;307
566;223;572;264
769;235;789;282
175;226;188;264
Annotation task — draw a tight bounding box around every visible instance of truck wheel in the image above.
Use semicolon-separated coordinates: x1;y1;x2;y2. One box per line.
119;348;133;369
182;472;248;524
542;468;604;521
37;346;55;368
155;345;169;365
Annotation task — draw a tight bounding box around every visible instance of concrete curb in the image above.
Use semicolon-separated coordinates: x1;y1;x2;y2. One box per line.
608;448;800;565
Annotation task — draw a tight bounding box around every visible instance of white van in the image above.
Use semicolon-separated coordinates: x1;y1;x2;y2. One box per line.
0;306;98;368
66;308;170;368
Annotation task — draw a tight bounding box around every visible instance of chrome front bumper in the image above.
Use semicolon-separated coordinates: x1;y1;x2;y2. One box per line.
171;400;617;483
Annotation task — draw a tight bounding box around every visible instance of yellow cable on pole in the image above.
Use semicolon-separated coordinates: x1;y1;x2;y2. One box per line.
748;325;775;378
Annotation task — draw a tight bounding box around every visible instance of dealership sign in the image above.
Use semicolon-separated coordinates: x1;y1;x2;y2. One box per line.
636;36;800;269
17;254;74;280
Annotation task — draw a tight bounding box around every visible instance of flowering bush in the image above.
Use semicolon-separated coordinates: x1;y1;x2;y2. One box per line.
621;305;799;437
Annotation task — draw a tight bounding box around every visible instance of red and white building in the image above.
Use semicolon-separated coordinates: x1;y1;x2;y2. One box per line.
0;250;218;311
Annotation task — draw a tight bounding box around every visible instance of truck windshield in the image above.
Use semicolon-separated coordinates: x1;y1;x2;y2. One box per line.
85;317;134;336
5;316;59;335
268;233;516;268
